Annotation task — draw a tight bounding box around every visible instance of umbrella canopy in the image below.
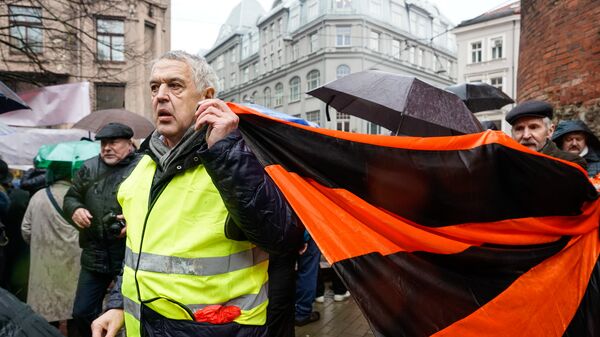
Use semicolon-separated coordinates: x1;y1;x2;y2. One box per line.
0;80;30;114
0;121;15;135
34;140;100;177
307;70;483;136
445;82;514;113
72;108;154;139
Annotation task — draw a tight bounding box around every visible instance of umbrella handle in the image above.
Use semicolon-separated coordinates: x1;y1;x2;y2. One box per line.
325;95;335;122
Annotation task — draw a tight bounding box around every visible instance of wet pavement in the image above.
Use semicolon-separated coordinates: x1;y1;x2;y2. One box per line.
294;293;374;337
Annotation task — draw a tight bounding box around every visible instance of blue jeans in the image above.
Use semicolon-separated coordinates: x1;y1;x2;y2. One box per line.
72;268;115;337
295;238;320;320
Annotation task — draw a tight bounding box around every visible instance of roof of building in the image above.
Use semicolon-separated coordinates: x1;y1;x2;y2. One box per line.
213;0;266;47
455;1;520;28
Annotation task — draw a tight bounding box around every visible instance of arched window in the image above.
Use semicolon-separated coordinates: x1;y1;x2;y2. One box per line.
264;87;272;107
306;70;320;91
336;64;351;79
251;91;257;103
242;94;249;102
289;76;301;102
275;82;284;106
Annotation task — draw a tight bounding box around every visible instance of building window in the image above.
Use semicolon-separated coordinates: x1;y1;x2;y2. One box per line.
277;18;283;35
471;41;482;63
307;110;320;124
215;55;224;70
370;0;382;17
392;39;401;59
369;31;380;51
307;0;318;20
291;42;299;61
369;122;381;135
490;77;503;91
264;87;272;107
336;112;350;132
230;47;237;62
9;5;43;54
230;72;237;88
289;76;301;102
307;70;320;91
417;48;424;67
242;94;249;102
275;83;284;106
241;35;250;59
251;91;257;103
218;78;225;91
96;83;125;110
336;26;351;47
335;0;352;9
336;64;351;79
391;2;403;27
97;18;125;61
309;32;319;53
491;38;503;59
250;30;259;54
243;67;249;82
289;6;300;30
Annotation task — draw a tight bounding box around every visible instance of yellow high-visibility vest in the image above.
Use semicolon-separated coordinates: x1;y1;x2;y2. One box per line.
118;155;269;337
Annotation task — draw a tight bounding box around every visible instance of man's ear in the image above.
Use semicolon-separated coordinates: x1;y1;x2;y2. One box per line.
548;123;556;137
203;87;215;99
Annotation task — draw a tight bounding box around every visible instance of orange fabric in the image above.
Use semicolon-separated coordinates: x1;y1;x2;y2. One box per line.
265;164;600;264
432;229;600;337
230;103;588;176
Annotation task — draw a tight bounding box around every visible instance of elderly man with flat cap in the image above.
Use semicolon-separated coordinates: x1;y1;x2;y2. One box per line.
505;100;586;168
63;122;140;337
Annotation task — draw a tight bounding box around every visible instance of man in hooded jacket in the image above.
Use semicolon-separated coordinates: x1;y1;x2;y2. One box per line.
552;119;600;177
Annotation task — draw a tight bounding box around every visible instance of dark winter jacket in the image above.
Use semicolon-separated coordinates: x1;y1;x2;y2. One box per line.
63;152;139;275
552;120;600;177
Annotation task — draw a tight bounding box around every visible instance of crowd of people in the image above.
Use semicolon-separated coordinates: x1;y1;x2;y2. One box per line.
0;50;599;337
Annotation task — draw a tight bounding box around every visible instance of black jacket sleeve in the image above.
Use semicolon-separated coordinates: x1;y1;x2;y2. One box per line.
63;161;92;219
198;130;304;255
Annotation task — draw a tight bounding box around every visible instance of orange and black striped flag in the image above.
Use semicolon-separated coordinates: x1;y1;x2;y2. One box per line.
232;103;600;337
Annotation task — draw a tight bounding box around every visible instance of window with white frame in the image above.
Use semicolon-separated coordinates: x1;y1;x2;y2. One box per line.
277;18;282;35
230;47;236;62
289;6;300;30
241;35;250;58
216;55;224;70
369;31;380;51
491;37;503;59
9;5;43;54
264;87;272;107
336;26;351;46
230;72;237;88
490;77;503;91
250;31;259;54
392;39;401;59
307;110;321;124
391;2;403;27
309;32;319;53
242;67;249;82
275;83;284;106
97;18;125;61
336;112;350;132
251;91;257;103
370;0;382;17
289;76;301;102
219;78;225;91
336;64;350;79
307;0;318;20
292;42;299;60
335;0;352;10
307;70;320;91
471;41;482;63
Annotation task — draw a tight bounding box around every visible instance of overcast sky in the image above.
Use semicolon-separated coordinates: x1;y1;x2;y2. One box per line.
171;0;513;54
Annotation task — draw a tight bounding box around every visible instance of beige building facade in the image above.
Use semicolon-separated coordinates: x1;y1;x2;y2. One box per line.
0;0;171;120
452;2;520;133
205;0;458;134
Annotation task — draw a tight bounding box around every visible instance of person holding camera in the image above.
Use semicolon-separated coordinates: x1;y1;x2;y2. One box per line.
63;123;139;337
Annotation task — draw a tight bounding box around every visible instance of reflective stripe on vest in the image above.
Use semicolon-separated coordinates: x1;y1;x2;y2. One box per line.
123;281;269;321
124;246;269;276
118;155;269;335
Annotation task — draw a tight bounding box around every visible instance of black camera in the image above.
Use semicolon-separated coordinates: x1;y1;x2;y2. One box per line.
102;211;126;237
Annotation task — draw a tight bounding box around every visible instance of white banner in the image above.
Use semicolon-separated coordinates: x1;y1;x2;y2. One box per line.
0;82;91;127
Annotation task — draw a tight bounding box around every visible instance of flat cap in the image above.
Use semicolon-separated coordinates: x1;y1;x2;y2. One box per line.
95;122;134;140
505;100;553;125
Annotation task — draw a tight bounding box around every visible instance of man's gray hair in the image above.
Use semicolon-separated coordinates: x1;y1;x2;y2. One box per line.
152;50;219;95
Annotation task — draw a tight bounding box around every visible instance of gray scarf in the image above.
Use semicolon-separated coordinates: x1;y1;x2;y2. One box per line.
148;127;205;176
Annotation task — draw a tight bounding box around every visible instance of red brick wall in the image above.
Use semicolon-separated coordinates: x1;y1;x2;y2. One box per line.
518;0;600;133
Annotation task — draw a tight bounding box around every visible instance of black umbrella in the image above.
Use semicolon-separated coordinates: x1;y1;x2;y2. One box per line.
445;82;514;113
307;70;483;136
0;80;30;114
